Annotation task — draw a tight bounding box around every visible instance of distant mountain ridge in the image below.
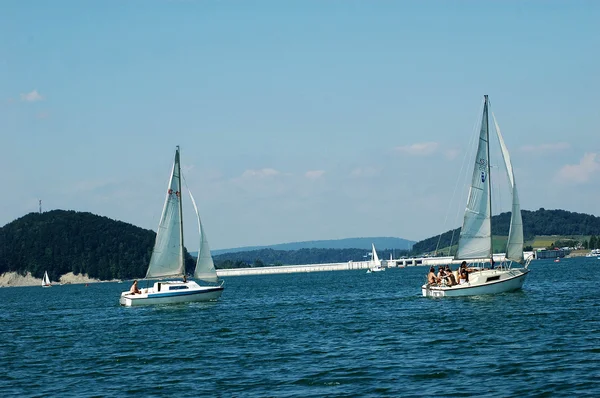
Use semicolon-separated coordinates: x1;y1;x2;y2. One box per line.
209;237;414;256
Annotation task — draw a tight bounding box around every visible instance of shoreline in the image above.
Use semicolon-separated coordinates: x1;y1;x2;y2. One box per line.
0;271;119;288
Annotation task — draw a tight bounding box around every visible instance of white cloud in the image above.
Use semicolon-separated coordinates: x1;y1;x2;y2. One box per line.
520;142;570;153
444;148;460;160
350;167;381;178
305;170;325;179
241;168;282;179
20;89;43;102
555;153;600;184
394;142;439;156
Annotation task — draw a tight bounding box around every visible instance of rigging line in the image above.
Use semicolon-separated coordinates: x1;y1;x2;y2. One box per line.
434;100;483;255
446;97;486;256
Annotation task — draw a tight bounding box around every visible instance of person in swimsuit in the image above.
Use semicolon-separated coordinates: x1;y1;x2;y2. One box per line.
427;266;438;285
129;279;141;294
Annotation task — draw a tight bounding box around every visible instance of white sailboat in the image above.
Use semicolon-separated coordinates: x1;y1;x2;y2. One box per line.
367;243;385;273
422;95;531;298
42;271;51;288
120;146;224;306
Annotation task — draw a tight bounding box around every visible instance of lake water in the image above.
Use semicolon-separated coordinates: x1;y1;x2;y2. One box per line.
1;258;599;397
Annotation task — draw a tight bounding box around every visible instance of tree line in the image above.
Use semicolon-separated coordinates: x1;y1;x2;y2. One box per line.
411;208;600;254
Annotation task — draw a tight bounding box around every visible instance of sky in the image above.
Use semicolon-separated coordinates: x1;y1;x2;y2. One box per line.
1;0;599;249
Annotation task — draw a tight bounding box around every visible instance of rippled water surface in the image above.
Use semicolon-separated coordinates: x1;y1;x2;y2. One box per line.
1;258;600;397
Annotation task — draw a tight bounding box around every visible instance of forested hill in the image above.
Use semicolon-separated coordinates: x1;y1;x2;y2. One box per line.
412;208;600;254
0;210;196;281
211;237;414;255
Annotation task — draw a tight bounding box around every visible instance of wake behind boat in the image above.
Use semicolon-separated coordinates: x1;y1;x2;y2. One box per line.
422;96;531;298
120;146;224;306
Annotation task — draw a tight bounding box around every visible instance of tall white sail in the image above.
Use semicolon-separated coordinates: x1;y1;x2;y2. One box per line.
42;271;50;286
146;149;185;279
493;114;524;263
372;244;381;266
188;191;219;283
456;97;492;260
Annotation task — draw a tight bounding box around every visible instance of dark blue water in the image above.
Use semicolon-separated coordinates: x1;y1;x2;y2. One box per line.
1;258;599;397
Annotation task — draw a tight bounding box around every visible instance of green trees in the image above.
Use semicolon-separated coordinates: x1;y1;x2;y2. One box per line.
411;208;600;254
589;236;598;250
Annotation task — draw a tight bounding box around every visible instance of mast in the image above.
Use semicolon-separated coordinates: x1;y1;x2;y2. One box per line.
484;95;493;264
176;146;185;276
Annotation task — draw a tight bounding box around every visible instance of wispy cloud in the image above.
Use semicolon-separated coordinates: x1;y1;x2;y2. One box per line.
394;142;439;156
241;168;282;179
555;153;600;184
350;166;381;178
36;111;50;119
520;142;570;153
305;170;325;179
20;89;43;102
444;148;460;160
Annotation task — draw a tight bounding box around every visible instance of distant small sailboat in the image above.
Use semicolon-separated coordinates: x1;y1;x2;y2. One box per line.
367;244;385;273
42;271;51;288
119;146;224;306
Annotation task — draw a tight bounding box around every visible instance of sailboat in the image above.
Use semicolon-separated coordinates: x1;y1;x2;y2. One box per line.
120;146;224;306
422;95;531;297
41;271;51;288
367;243;385;273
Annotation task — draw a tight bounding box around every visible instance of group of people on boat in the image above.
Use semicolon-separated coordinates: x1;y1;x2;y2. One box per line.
427;261;471;287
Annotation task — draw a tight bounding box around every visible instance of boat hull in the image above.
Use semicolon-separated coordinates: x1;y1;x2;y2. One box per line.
120;281;223;306
421;268;529;297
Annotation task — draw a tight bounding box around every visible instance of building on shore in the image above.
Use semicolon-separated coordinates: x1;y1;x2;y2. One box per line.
533;248;569;259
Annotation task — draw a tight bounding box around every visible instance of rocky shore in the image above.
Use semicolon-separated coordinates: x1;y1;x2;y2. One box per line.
0;271;110;287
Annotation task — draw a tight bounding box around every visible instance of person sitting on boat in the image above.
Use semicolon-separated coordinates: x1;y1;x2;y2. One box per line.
427;267;438;285
436;266;445;284
443;265;457;286
129;280;141;295
459;264;469;284
183;274;187;283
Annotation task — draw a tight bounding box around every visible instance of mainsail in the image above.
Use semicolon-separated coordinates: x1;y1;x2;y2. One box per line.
371;244;380;266
456;97;492;260
42;271;50;286
146;148;185;279
188;191;219;283
493;113;524;264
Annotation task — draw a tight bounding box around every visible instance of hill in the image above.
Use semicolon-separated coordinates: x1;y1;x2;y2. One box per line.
210;237;414;255
0;210;196;281
412;208;600;254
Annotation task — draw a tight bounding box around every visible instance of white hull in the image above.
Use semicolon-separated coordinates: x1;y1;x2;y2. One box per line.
421;268;529;297
120;280;223;306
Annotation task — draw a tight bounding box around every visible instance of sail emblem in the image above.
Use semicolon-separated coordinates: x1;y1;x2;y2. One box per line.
478;158;487;171
167;189;181;197
481;171;486;182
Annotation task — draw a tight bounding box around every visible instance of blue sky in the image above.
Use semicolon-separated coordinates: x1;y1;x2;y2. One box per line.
1;0;599;249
